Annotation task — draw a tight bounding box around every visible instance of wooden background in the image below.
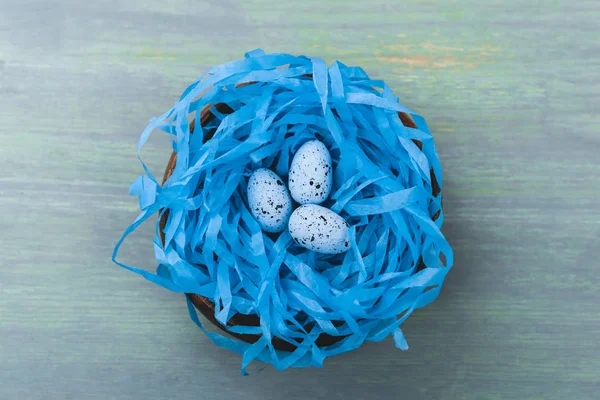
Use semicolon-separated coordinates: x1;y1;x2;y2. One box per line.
1;0;598;399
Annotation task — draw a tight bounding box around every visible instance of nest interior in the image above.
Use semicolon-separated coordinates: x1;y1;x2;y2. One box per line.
157;83;440;352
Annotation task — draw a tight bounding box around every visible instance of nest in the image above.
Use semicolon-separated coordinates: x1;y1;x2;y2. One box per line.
114;49;453;373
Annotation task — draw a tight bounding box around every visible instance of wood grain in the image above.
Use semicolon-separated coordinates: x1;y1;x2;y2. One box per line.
1;0;599;399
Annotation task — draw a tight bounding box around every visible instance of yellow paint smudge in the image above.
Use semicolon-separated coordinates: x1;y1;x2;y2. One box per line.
380;43;412;52
421;42;465;52
325;45;346;55
376;55;432;68
377;53;480;71
375;39;499;71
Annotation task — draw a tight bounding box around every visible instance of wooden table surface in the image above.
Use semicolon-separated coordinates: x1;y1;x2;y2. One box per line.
1;1;598;399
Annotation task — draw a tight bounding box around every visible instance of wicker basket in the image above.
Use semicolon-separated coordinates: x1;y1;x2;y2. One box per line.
158;81;439;352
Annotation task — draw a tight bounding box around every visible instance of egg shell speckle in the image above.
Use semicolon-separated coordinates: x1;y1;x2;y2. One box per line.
247;168;293;233
288;204;350;254
288;140;332;205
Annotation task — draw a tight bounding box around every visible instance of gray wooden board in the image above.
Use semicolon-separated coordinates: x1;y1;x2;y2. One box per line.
1;0;599;399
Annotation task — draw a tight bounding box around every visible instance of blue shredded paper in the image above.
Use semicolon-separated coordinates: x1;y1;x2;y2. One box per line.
113;49;453;374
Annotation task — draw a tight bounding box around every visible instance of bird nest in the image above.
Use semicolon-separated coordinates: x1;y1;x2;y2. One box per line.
113;49;453;373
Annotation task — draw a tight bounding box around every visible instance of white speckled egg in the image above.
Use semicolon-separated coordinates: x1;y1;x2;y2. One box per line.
247;168;293;233
288;204;350;254
288;140;332;205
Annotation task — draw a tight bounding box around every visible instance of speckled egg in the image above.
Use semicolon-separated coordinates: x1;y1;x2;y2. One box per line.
288;204;350;254
247;168;293;233
288;140;332;205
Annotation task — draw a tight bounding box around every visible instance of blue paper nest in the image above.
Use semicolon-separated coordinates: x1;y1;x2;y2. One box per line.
113;49;453;373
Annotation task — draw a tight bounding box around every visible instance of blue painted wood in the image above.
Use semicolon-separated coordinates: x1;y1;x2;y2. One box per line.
1;0;598;399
